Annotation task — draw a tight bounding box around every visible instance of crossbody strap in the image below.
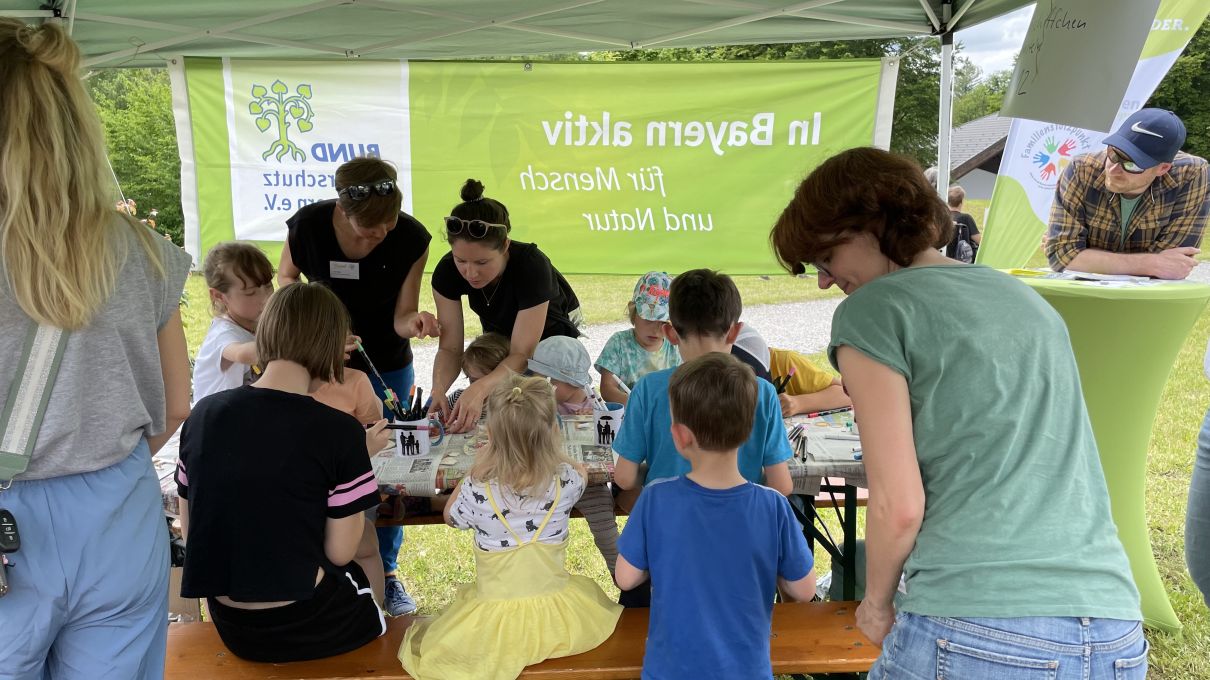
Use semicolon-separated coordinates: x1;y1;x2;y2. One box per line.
0;323;69;485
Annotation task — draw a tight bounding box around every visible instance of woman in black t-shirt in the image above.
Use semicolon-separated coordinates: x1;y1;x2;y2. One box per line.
430;179;581;433
277;157;438;412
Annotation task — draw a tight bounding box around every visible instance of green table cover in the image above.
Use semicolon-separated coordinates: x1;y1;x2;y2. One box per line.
1021;277;1210;634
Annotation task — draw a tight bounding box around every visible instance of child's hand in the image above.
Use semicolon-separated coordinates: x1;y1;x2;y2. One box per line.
344;334;361;360
575;404;594;416
365;419;392;455
779;393;798;418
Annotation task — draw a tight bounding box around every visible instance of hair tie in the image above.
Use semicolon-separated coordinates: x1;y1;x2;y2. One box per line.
510;386;523;399
469;196;486;202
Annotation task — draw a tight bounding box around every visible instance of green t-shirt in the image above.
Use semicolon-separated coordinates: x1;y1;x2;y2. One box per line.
1120;194;1143;246
828;265;1140;620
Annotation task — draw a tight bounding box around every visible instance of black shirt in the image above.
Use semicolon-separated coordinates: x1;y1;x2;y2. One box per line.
431;241;581;340
175;386;379;601
286;200;431;372
945;211;980;259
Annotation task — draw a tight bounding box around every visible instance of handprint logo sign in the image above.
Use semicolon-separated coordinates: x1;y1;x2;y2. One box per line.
249;80;315;162
1031;135;1078;181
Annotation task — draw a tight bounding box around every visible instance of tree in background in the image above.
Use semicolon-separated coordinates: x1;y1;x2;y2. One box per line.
592;39;944;168
87;69;184;246
953;68;1012;128
1149;20;1209;161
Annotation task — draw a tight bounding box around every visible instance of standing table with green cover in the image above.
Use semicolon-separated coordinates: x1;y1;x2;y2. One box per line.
1021;277;1210;634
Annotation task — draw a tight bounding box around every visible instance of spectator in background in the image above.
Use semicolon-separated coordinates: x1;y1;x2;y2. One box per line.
945;185;980;264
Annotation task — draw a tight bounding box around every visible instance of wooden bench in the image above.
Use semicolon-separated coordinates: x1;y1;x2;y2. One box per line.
165;601;877;679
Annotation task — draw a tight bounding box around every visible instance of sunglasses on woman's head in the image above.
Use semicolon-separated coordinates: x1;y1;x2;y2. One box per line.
338;179;396;201
1107;147;1146;175
444;216;506;239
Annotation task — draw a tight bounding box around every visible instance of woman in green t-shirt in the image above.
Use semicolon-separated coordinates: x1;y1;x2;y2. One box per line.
770;147;1145;679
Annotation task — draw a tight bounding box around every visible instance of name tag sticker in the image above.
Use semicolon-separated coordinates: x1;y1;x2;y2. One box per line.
330;261;359;280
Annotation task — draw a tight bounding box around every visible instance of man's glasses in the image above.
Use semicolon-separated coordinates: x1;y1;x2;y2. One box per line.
338;179;396;201
444;216;507;239
1107;147;1146;175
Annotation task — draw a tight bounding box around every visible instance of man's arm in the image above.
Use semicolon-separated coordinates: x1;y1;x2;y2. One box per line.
1061;248;1199;279
1046;162;1091;271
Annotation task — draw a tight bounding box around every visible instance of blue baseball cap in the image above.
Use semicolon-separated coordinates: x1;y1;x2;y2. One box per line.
1102;108;1186;170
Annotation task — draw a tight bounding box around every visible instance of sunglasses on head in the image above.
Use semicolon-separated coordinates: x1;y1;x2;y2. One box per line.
444;216;507;239
338;179;396;201
1107;147;1146;175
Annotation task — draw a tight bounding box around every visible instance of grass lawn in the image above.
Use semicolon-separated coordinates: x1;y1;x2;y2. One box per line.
178;265;1210;677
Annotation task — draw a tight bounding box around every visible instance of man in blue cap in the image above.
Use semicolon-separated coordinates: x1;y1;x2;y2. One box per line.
1047;108;1209;279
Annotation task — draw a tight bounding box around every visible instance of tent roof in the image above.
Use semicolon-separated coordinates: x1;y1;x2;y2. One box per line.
2;0;1033;68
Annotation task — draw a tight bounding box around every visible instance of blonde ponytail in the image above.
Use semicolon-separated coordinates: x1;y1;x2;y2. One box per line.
0;19;164;329
470;374;574;496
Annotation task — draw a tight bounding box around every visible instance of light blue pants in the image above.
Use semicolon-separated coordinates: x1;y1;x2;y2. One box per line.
366;364;414;573
870;612;1147;680
1187;406;1210;607
0;440;169;680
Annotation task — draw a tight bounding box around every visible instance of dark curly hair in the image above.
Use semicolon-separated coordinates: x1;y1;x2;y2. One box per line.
770;147;952;275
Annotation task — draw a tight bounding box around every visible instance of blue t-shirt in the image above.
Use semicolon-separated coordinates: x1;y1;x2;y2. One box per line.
618;477;813;679
613;366;792;485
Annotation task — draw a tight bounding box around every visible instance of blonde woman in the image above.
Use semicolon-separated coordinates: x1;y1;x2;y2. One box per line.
0;19;192;679
399;375;621;680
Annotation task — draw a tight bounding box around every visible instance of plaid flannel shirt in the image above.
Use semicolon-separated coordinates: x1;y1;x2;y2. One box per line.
1046;150;1210;270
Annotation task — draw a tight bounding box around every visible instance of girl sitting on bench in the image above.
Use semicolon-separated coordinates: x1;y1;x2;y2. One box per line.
176;283;386;663
399;375;622;680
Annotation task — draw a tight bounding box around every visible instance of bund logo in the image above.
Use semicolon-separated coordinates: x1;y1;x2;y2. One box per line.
249;80;315;162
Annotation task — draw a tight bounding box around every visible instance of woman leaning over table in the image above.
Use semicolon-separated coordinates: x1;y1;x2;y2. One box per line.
429;179;582;434
770;147;1146;679
0;20;192;678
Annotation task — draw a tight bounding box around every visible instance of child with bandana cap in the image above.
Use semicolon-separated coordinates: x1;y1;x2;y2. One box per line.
596;272;681;406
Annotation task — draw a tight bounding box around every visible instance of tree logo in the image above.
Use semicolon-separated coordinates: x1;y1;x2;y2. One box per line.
249;80;314;162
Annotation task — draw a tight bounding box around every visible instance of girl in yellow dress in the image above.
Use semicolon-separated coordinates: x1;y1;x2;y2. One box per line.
399;375;622;679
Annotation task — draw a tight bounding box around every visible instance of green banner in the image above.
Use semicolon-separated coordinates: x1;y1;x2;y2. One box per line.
176;58;889;274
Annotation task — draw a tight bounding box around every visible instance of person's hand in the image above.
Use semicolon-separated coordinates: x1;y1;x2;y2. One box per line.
428;392;451;422
402;311;440;339
575;404;594;416
856;599;896;647
1149;247;1199;280
778;393;797;418
344;334;361;360
365;419;392;455
446;381;488;434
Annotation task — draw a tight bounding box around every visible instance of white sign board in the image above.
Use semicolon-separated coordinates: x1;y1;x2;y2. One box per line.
1001;0;1160;131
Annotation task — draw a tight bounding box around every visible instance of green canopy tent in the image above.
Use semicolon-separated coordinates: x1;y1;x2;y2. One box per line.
1;0;1035;193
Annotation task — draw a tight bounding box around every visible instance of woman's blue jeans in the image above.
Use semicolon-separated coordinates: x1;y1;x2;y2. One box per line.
1187;406;1210;607
869;612;1146;680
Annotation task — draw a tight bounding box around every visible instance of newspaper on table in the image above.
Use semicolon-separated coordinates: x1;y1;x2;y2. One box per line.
373;454;441;496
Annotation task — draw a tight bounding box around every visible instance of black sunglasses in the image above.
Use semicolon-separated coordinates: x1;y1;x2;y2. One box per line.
444;216;507;239
1107;147;1146;175
338;179;396;201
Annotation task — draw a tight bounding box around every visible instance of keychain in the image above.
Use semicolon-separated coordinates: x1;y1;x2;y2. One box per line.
0;509;20;597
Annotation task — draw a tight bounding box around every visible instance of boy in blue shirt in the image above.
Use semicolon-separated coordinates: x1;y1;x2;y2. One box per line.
616;353;816;679
612;269;793;495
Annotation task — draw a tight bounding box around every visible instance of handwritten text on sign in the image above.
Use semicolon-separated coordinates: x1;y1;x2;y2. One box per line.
1001;0;1159;131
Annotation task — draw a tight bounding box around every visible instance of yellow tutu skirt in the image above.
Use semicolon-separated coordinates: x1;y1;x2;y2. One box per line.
398;539;621;680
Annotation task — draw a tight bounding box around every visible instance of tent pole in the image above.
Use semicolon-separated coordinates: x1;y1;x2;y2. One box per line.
65;0;77;35
936;30;954;198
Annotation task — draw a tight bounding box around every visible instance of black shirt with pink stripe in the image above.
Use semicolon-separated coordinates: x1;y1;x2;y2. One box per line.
176;385;380;602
